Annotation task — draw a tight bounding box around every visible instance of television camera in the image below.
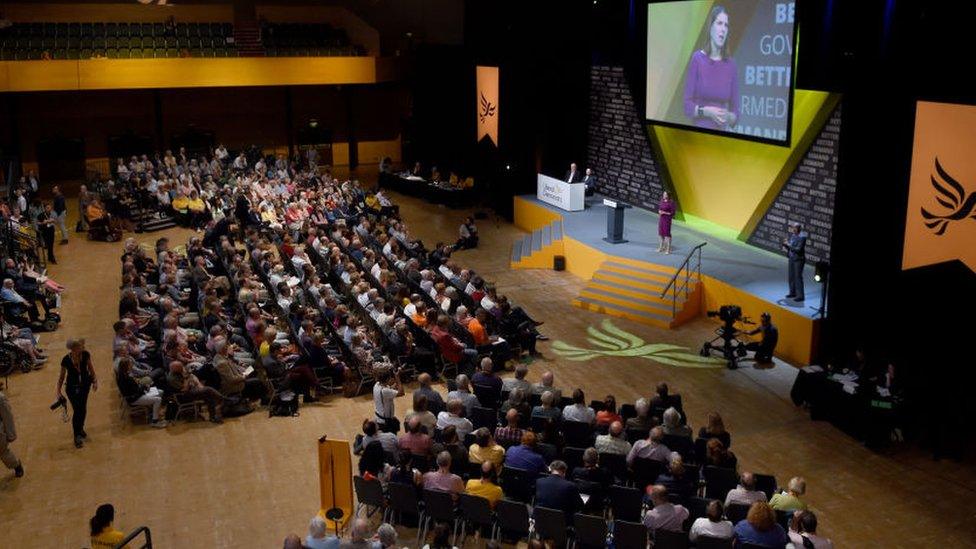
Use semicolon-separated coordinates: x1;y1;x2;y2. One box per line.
701;304;754;369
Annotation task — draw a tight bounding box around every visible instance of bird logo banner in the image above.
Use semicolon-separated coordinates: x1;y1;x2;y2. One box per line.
903;101;976;273
477;66;499;146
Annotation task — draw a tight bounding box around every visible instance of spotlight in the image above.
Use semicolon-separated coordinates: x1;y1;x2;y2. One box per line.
505;164;511;171
309;119;319;128
814;260;829;283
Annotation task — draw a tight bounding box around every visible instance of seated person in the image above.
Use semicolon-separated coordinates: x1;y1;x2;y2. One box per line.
115;357;167;428
431;425;469;475
689;500;733;542
468;427;506;471
725;472;768;508
422;451;465;499
493;408;526;449
643;485;689;534
398;416;433;457
534;460;583;524
503;431;548;478
733;501;790;548
571;447;613;487
595;394;622;426
788;510;833;549
436;398;474;439
654;454;696;500
165;360;224;423
705;438;738;471
465;461;504;508
531;390;562;422
769;476;809;512
662;406;693;438
562;388;596;424
594;421;631;456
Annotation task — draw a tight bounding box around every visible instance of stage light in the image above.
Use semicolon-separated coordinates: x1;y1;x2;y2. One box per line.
505;164;511;171
309;119;319;128
814;260;829;283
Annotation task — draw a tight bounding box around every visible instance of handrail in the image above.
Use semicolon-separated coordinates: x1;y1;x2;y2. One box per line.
659;242;707;318
115;525;152;549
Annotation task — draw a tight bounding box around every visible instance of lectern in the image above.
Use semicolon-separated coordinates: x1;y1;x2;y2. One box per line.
603;198;631;244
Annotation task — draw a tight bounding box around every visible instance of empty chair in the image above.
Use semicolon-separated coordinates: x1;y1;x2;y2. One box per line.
653;528;689;549
457;493;494;546
385;482;422;528
420;489;458;546
626;428;649;443
662;434;696;462
725;502;750;524
609;485;643;522
536;442;558;464
533;506;569;548
573;513;608;549
470;406;498;431
685;496;710;523
703;466;738;501
563;446;586;472
631;458;665;491
696;536;734;549
500;466;534;503
612;520;647;549
562;420;595;448
353;475;385;518
598;452;629;484
754;473;778;500
493;499;530;543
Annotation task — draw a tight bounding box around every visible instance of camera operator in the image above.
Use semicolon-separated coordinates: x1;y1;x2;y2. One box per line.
56;338;98;448
373;365;404;434
744;313;778;363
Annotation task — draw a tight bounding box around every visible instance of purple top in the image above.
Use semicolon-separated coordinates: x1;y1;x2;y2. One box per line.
683;50;739;130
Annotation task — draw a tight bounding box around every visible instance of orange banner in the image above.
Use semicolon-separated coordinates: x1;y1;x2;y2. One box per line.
903;101;976;273
477;65;499;146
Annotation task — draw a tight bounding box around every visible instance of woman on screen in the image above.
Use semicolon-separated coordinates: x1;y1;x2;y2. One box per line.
657;191;675;254
683;5;739;131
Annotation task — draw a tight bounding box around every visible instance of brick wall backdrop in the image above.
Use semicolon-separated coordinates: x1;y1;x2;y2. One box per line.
747;104;841;264
586;65;667;210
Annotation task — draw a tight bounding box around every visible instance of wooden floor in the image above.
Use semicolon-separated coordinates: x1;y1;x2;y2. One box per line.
0;189;973;548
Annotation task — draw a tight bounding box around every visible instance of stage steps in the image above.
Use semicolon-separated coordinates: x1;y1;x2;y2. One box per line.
572;258;703;329
510;220;564;269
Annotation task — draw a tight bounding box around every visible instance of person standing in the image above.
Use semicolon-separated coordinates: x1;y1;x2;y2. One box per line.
782;222;807;302
52;185;69;244
657;191;675;254
56;339;97;448
0;386;24;478
37;202;58;264
582;168;598;197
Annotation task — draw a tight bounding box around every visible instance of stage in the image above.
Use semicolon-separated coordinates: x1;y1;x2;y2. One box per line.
512;194;822;365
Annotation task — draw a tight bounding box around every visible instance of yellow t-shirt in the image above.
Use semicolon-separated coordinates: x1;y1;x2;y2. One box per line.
468;443;505;468
187;197;206;212
465;479;503;507
171;195;190;212
91;527;127;548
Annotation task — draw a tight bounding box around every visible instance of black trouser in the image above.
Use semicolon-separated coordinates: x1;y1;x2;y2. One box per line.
67;385;91;438
745;342;774;363
788;257;805;299
41;227;56;262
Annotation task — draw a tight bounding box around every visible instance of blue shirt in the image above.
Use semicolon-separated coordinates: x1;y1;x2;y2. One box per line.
733;520;789;548
305;535;340;549
504;444;548;476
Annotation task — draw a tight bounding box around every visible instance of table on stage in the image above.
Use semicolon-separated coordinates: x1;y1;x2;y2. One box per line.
537;173;585;211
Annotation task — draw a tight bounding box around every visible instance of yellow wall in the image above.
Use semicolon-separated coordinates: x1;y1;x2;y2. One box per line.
654;89;834;233
0;57;389;93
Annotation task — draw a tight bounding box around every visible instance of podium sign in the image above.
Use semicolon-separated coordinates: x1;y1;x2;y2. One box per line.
537;173;585;211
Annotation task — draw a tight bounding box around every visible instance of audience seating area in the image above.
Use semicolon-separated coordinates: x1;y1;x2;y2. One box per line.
0;20;365;60
261;22;364;57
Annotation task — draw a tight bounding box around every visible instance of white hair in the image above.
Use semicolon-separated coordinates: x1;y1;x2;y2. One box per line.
308;515;328;538
635;397;650;416
376;523;397;547
663;407;681;428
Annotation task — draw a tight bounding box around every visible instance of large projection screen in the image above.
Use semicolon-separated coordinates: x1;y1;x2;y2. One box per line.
646;0;798;145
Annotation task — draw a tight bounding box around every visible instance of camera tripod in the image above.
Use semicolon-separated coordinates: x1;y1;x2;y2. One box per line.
700;317;753;369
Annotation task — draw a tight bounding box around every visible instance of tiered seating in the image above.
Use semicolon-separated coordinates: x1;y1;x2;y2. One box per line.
261;22;364;57
0;21;236;60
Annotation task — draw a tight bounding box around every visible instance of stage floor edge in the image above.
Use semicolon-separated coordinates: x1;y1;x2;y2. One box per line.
514;195;821;366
